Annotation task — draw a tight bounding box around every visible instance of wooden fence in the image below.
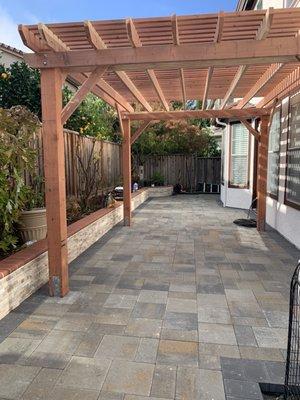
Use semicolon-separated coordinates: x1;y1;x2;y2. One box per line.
139;155;221;191
27;129;122;199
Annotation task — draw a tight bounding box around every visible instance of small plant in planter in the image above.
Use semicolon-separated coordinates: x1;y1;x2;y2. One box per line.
150;171;165;186
18;176;46;243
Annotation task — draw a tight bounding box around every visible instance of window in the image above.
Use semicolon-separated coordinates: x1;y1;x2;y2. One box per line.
221;135;225;185
267;109;281;198
286;95;300;208
229;123;249;188
255;0;263;9
285;0;296;7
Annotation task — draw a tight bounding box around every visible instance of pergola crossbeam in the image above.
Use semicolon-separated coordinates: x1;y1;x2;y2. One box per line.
25;35;299;72
125;108;270;121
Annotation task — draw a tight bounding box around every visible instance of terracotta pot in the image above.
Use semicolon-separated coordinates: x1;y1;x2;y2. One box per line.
19;208;47;242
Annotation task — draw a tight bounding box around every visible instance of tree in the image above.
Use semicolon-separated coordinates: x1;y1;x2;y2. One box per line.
63;88;119;141
132;120;220;158
0;62;41;117
0;61;119;142
132;100;220;158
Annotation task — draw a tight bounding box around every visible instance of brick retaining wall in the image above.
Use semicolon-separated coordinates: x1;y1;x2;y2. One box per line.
0;187;172;320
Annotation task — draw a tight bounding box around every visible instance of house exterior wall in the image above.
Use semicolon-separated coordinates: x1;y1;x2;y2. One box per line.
0;50;22;68
224;0;300;249
265;98;300;249
221;95;300;250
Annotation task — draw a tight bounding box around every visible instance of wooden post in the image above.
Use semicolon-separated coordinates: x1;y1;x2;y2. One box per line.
40;68;69;297
122;118;132;226
257;115;269;232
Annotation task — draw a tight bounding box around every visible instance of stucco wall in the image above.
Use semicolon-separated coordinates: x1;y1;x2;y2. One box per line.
265;98;300;250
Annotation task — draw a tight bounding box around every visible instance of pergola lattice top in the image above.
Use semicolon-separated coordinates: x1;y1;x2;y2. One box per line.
20;7;300;117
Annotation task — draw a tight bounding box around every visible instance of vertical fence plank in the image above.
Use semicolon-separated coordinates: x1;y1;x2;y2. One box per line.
138;155;221;189
25;129;122;200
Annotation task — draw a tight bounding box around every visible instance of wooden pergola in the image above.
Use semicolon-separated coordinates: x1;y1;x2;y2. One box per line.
19;7;300;296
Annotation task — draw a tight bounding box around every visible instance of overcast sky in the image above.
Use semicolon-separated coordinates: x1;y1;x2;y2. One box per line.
0;0;237;51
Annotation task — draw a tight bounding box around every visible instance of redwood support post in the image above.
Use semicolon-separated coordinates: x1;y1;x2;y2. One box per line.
122;118;132;226
257;115;269;232
40;68;69;296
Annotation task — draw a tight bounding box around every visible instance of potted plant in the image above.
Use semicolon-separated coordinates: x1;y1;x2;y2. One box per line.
18;176;46;243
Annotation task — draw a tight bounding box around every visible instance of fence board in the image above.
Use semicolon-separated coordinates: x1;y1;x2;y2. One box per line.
138;155;221;190
25;129;121;199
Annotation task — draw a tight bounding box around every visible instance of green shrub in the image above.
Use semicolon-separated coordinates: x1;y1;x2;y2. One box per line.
0;106;40;253
150;172;164;186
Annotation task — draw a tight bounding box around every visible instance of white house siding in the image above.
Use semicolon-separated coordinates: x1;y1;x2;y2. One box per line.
221;96;300;249
265;98;300;249
0;50;22;68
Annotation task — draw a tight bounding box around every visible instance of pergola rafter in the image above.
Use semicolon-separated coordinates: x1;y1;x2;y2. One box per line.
19;7;300;297
257;65;300;108
220;7;274;109
24;24;133;113
84;19;152;112
125;18;169;111
202;11;224;110
236;63;284;109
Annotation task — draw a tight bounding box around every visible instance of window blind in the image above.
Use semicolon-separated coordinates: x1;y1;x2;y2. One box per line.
286;99;300;207
230;123;249;187
267;110;281;197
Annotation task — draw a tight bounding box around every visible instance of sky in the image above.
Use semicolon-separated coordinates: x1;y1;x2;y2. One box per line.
0;0;237;51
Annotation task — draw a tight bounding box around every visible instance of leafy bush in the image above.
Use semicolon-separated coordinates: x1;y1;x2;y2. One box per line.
0;61;119;142
0;106;40;253
150;172;164;186
132;120;220;158
63;88;119;141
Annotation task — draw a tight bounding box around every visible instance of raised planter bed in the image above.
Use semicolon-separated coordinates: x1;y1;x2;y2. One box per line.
0;187;172;320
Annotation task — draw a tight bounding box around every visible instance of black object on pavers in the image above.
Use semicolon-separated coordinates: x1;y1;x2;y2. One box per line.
233;218;257;228
284;261;300;399
221;357;286;400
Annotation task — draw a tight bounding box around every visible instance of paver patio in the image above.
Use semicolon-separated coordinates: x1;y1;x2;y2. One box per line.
0;194;298;399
